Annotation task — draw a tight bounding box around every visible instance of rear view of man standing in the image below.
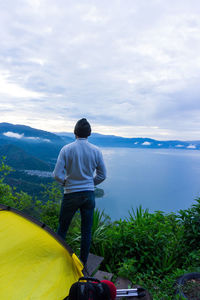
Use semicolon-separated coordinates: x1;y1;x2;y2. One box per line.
53;118;106;266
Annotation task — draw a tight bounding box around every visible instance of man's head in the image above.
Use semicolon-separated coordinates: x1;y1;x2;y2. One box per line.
74;118;91;138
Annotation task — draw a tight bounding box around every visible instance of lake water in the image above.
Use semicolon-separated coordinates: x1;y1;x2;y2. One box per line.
95;148;200;220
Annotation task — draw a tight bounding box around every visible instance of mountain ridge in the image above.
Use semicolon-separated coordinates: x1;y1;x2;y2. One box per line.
0;123;200;153
0;122;199;198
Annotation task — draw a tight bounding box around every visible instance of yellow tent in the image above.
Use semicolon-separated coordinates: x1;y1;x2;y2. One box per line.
0;204;83;300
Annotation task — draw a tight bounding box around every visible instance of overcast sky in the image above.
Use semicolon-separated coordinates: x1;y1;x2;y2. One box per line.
0;0;200;140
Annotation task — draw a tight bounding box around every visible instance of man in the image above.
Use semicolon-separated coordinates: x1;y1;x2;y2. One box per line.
53;118;106;265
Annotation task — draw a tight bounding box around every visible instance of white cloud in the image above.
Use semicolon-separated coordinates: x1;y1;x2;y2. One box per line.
175;145;184;148
26;137;51;142
187;144;196;149
3;131;51;142
82;6;107;23
78;63;90;69
142;141;151;146
27;0;41;10
0;72;45;98
27;58;46;66
1;0;200;139
3;132;24;139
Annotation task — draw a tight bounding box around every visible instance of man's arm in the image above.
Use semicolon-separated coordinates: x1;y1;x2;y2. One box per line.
53;148;66;185
94;151;106;186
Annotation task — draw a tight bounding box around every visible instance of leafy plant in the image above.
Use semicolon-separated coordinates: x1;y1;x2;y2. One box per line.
0;156;13;179
40;181;62;202
127;205;149;224
0;158;33;214
101;207;185;276
68;208;111;257
178;198;200;251
91;208;111;256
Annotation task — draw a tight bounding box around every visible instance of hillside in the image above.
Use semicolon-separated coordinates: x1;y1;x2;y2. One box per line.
0;144;52;171
0;123;63;141
0;143;53;198
5;170;53;198
0;123;73;163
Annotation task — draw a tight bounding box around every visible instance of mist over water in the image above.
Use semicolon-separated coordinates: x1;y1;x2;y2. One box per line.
96;148;200;220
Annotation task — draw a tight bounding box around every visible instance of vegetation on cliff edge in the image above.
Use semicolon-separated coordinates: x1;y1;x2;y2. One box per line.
1;159;200;299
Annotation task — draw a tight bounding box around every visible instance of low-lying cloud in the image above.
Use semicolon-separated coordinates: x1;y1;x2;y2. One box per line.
3;132;24;139
3;132;50;142
142;141;151;146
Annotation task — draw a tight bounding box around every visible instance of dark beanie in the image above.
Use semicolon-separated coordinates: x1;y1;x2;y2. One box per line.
74;118;91;138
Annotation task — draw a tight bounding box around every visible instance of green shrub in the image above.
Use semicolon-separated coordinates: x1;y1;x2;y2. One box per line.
100;207;185;277
67;208;111;257
178;198;200;250
0;158;33;214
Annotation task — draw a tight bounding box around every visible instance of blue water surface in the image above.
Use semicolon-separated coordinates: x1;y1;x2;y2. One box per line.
95;148;200;220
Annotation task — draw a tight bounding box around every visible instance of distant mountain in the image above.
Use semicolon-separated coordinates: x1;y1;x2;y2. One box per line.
1;123;200;169
0;123;73;163
0;123;63;141
57;132;200;151
0;144;52;171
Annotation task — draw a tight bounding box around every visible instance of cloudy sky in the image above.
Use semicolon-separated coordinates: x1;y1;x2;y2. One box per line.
0;0;200;140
